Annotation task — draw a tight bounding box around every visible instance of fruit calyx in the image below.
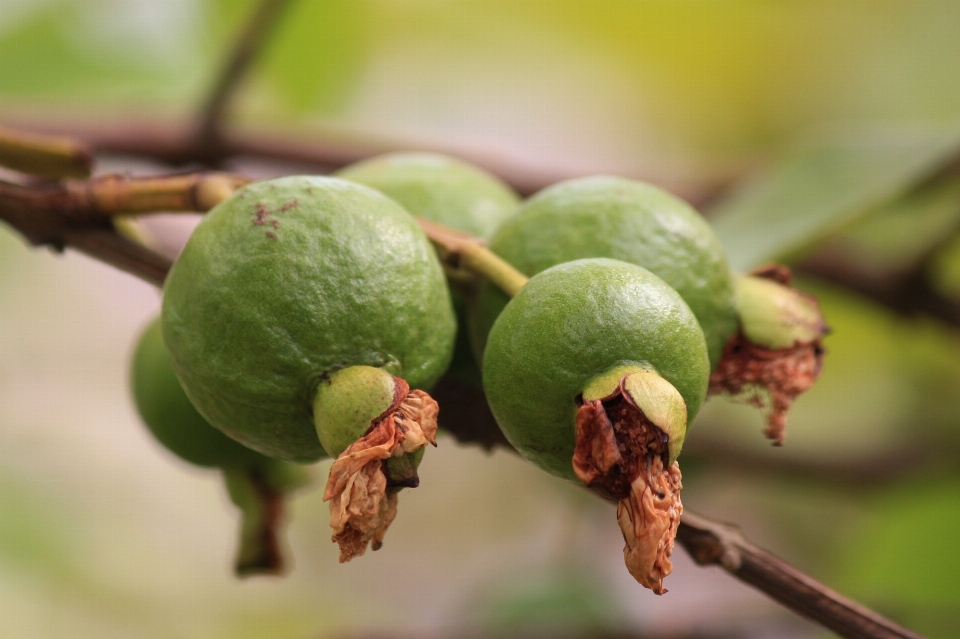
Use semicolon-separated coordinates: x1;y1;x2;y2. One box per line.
573;366;686;595
318;369;439;562
709;265;828;446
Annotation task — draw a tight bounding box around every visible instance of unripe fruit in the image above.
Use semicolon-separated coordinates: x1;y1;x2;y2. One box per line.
337;152;521;387
162;176;455;560
470;175;737;369
131;317;308;575
335;152;520;240
162;176;456;463
470;177;827;444
133;317;269;469
483;258;709;594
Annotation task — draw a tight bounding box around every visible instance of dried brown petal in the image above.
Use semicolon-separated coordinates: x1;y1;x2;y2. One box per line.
323;384;439;562
617;459;683;595
572;399;621;489
709;332;824;445
573;378;683;595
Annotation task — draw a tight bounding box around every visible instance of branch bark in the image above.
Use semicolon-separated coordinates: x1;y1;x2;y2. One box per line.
676;513;924;639
1;116;726;204
0;124;93;179
195;0;298;159
0;145;929;639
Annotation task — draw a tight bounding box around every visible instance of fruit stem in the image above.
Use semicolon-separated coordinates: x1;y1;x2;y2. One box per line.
0;124;93;179
79;172;249;217
416;217;529;297
223;462;307;577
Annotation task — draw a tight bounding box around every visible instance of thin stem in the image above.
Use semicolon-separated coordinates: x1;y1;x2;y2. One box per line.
677;512;924;639
0;156;930;637
0;172;247;223
65;226;172;286
223;466;286;576
79;172;247;216
0;115;729;203
0;124;93;179
196;0;298;153
416;217;529;297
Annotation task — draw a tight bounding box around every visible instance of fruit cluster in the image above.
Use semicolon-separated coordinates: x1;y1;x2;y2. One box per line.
130;152;826;592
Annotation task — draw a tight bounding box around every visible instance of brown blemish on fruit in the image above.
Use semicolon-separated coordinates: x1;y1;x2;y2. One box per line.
265;231;277;240
573;377;682;595
709;333;824;446
323;378;439;562
253;202;270;226
279;198;298;212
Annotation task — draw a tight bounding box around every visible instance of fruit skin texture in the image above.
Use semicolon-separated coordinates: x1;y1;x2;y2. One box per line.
470;175;737;370
482;258;709;481
337;152;521;387
162;176;456;463
132;317;270;468
335;152;520;240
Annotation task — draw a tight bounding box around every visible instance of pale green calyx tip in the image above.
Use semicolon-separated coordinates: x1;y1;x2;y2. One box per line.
582;364;651;402
313;366;397;458
622;370;688;463
737;276;826;350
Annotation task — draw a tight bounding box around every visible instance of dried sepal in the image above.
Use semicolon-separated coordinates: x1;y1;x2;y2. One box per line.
573;371;686;595
709;334;823;445
617;460;683;594
710;265;828;445
323;381;438;562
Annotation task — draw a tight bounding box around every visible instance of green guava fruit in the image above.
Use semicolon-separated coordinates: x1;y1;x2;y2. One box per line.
335;152;520;239
468;175;737;370
132;316;268;469
483;258;708;481
161;176;456;464
482;258;709;595
336;152;520;387
130;316;308;576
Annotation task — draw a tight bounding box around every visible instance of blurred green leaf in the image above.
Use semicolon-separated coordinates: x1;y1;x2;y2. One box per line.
820;175;960;273
257;0;370;115
710;129;960;271
0;1;204;104
471;569;624;637
835;481;960;638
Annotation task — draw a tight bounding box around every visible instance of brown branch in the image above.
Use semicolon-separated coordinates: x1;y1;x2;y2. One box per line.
797;252;960;327
677;512;924;639
195;0;298;158
64;225;172;286
0;172;247;222
0;124;93;179
0;157;927;639
3;116;727;204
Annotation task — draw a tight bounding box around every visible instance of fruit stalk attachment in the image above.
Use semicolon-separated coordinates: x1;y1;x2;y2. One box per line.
314;366;439;562
224;461;310;576
416;217;529;298
573;366;687;595
709;265;828;445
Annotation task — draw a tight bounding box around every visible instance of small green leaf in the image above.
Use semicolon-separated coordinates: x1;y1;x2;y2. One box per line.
710;128;960;271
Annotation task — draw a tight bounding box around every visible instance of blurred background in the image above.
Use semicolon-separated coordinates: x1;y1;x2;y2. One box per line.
2;1;960;637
